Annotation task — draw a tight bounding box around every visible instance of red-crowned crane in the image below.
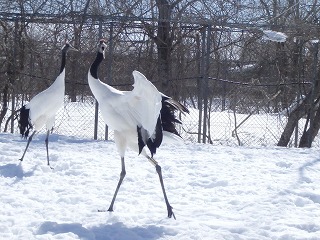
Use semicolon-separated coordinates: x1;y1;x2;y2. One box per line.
88;39;189;219
18;42;77;168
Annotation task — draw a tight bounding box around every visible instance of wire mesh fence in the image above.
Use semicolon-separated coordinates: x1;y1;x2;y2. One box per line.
2;78;318;148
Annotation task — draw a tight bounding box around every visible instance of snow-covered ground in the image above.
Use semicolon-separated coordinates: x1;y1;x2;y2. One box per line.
0;132;319;239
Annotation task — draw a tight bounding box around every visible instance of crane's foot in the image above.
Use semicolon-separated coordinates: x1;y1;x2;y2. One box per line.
19;154;26;162
47;160;54;169
46;162;54;169
167;205;176;220
107;206;114;212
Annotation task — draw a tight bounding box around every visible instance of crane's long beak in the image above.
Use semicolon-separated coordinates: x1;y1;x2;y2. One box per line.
69;45;79;52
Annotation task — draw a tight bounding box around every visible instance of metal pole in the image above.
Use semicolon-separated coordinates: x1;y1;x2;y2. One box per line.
198;27;206;143
294;95;299;147
106;22;114;81
202;26;211;144
222;62;227;111
294;38;304;147
93;19;103;140
11;94;15;133
94;101;99;140
196;33;202;143
11;20;18;133
308;41;318;147
104;21;114;140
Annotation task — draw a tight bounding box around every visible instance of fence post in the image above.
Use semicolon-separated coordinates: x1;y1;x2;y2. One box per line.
11;19;18;133
104;21;114;140
202;25;211;144
93;19;103;140
294;94;300;147
308;40;319;147
198;27;206;143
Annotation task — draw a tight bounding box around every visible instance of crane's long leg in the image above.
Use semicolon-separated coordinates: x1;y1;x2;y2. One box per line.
148;156;176;220
108;157;126;212
44;130;53;169
19;130;36;161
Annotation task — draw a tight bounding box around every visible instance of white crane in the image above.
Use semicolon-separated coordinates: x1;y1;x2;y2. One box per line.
18;41;77;168
88;39;189;219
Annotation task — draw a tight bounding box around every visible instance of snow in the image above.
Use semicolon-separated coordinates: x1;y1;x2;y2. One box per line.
262;30;287;43
0;132;320;239
310;40;319;44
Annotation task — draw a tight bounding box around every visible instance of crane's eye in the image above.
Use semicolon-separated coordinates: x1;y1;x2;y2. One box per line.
101;46;105;50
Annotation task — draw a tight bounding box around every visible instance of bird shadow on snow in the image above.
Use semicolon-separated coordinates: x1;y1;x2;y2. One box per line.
0;162;36;182
298;158;320;182
13;133;95;144
37;221;169;240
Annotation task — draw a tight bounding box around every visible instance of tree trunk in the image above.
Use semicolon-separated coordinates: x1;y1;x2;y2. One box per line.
298;43;319;147
0;84;9;130
299;99;320;147
277;94;312;147
155;0;173;95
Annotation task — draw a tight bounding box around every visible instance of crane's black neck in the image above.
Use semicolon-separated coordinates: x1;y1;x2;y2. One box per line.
59;50;67;74
90;51;104;79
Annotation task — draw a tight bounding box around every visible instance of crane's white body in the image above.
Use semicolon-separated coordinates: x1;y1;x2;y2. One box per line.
87;40;182;218
88;70;162;157
19;42;76;168
26;69;65;131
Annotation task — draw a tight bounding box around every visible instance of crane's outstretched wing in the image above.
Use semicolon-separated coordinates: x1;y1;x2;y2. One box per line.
108;71;163;156
90;70;161;136
128;71;162;135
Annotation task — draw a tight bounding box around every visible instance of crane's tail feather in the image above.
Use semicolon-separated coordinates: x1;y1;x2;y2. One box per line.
18;106;33;138
164;98;190;114
161;97;189;137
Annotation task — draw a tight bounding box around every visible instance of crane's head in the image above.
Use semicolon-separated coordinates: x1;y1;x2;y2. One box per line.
98;39;107;59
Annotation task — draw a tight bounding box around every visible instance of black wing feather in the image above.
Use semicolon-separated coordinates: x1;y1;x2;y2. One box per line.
18;105;33;138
